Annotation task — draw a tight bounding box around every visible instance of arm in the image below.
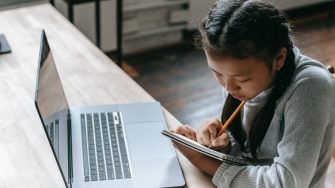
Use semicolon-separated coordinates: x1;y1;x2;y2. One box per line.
172;124;222;175
213;75;335;187
172;141;222;175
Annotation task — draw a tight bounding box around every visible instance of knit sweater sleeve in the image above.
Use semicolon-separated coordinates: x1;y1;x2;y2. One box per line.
212;72;335;187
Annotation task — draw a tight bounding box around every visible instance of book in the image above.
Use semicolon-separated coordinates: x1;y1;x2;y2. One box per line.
162;130;251;166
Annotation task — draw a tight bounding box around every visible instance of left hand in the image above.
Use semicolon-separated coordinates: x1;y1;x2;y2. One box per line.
171;125;202;160
172;124;222;175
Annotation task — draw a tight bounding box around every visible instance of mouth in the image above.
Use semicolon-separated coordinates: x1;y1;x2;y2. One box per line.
230;93;244;101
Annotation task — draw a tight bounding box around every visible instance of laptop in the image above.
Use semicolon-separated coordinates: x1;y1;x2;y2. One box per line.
34;30;185;188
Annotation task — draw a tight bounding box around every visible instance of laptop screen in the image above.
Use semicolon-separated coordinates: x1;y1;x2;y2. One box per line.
35;30;69;118
35;30;70;186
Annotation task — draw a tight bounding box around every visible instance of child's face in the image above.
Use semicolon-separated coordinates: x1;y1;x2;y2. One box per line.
205;50;284;101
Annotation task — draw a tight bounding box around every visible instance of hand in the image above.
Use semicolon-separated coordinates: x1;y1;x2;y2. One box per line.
171;124;199;159
171;124;222;175
173;124;197;141
196;118;231;153
209;133;231;153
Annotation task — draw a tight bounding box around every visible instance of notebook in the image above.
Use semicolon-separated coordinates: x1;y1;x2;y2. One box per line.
162;130;251;165
34;29;185;188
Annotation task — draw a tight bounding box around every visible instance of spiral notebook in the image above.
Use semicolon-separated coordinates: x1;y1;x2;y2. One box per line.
162;130;251;166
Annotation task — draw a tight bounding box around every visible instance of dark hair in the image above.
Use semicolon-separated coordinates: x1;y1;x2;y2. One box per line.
195;0;296;159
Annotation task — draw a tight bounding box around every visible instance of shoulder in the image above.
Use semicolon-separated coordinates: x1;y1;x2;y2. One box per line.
293;47;330;78
290;49;334;95
276;52;335;114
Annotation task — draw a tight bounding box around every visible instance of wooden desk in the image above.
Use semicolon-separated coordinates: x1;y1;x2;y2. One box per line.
0;3;213;188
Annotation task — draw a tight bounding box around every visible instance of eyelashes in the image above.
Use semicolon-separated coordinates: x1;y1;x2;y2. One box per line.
237;79;250;83
211;70;250;83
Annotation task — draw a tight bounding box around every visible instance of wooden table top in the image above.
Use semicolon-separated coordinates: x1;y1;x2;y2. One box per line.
0;3;213;188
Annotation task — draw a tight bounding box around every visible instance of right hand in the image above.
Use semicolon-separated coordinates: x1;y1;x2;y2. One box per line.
196;118;231;153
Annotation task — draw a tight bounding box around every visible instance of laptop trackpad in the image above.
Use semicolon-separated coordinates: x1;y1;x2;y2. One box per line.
125;122;174;161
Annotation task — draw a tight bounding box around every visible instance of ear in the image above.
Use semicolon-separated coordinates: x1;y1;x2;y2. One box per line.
272;48;287;71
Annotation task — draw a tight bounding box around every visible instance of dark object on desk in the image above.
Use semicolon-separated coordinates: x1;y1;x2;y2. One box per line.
0;34;11;54
327;65;335;73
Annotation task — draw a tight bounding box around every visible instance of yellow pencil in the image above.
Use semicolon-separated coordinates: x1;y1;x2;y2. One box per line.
217;101;246;136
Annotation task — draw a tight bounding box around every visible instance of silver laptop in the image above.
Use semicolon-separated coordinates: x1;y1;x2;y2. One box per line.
34;30;185;188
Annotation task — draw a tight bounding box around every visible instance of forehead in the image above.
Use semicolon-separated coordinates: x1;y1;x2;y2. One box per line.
205;51;269;76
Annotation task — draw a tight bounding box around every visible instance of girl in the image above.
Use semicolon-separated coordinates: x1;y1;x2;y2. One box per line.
173;0;335;187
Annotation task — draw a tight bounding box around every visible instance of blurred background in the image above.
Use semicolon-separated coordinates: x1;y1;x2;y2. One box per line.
1;0;334;128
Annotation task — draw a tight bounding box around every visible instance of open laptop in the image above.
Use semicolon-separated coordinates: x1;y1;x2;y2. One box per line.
34;30;185;188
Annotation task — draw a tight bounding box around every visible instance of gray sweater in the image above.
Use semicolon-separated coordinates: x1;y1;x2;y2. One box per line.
213;48;335;188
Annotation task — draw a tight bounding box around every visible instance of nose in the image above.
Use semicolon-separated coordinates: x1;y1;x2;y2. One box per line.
224;78;240;93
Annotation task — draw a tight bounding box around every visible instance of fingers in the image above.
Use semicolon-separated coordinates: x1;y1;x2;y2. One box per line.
208;125;218;142
209;132;231;153
197;118;221;146
211;132;229;146
174;124;197;141
172;120;231;153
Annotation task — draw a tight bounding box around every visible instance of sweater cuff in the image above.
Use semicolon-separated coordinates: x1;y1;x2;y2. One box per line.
212;162;231;186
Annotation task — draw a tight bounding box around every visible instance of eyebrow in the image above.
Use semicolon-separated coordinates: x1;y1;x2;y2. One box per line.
210;68;245;77
210;68;222;75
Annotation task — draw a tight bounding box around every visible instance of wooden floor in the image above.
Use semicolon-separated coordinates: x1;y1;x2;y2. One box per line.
116;11;335;187
123;43;220;127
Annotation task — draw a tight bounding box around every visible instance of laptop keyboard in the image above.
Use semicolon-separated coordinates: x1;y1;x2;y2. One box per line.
80;112;131;182
46;119;59;158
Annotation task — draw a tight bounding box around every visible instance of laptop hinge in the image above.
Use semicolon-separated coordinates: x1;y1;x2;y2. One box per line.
67;111;73;187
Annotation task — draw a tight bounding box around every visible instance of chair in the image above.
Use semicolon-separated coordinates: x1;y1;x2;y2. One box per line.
69;0;101;48
49;0;101;48
329;0;335;25
49;0;123;67
116;0;123;67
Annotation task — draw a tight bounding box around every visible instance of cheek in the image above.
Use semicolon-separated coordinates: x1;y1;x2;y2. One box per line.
218;79;226;87
243;79;272;99
238;84;254;97
242;86;261;99
213;75;225;87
